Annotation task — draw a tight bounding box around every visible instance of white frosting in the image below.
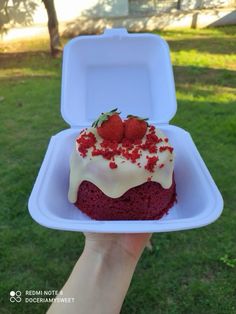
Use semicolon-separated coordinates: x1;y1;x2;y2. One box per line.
68;127;174;202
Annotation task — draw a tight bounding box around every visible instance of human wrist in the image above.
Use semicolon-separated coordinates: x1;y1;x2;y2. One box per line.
83;237;139;268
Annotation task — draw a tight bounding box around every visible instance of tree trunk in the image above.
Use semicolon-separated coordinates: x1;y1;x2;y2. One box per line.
42;0;62;57
177;0;182;10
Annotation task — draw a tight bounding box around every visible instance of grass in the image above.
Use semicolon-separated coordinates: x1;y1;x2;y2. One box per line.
0;26;236;314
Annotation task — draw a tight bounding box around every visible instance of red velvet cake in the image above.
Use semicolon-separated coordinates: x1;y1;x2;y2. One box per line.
68;109;176;220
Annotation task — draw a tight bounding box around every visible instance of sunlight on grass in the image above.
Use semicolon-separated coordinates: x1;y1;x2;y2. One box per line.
0;37;50;53
0;36;67;53
171;50;236;70
157;26;236;39
176;84;236;103
0;68;59;79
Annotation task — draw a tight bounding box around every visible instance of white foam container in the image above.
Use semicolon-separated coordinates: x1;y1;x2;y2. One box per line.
28;28;223;233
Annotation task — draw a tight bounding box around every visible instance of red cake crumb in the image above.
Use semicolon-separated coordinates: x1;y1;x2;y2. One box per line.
148;146;157;153
149;125;155;132
76;132;96;157
109;161;118;169
159;146;174;153
145;156;159;172
121;138;134;149
75;178;176;220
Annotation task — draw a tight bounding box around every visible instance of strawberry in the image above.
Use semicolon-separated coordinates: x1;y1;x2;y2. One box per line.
92;109;124;142
124;115;148;141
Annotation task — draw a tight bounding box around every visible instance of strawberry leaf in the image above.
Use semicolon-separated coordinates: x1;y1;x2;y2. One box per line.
127;115;149;122
92;108;121;128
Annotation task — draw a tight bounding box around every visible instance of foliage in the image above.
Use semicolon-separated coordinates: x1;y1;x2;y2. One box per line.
0;0;38;33
220;254;236;268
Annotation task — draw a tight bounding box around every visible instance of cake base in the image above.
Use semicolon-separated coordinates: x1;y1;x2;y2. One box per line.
74;178;176;220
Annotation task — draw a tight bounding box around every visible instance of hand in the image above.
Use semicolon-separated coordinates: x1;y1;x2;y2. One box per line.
47;232;152;314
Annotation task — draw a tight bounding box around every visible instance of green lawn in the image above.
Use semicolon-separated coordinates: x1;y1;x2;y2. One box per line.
0;26;236;314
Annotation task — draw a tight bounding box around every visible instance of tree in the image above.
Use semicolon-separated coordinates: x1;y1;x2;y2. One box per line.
177;0;182;10
0;0;61;57
0;0;38;33
42;0;61;57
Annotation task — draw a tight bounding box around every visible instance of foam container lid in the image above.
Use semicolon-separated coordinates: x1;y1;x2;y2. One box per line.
61;28;177;126
28;28;223;233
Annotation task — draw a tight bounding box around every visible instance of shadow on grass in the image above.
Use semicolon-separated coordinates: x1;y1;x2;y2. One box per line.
168;36;236;55
173;65;236;88
0;50;60;64
212;25;236;36
0;51;61;79
0;50;52;60
175;99;236;113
